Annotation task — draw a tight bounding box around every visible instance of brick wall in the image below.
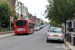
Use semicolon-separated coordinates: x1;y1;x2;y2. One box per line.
0;0;16;11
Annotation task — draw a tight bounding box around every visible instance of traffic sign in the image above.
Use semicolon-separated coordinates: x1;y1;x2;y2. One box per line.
10;16;13;21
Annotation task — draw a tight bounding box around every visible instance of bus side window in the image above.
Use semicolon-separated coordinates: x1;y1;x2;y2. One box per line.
28;23;33;28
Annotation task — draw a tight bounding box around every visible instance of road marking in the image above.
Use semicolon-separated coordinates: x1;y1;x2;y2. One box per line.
62;44;67;50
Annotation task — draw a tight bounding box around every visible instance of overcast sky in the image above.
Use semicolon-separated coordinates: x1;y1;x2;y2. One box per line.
18;0;49;22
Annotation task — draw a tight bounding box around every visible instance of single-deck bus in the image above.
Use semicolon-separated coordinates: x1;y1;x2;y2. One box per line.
14;19;34;34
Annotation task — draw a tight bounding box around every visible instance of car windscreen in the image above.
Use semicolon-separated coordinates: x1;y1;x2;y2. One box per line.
16;20;26;27
50;28;62;33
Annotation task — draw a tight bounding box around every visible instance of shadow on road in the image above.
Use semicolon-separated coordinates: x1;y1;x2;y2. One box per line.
13;34;31;36
47;40;64;44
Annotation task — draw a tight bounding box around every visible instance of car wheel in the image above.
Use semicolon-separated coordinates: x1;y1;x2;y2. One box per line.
47;39;49;43
62;40;64;43
15;33;18;35
15;34;18;35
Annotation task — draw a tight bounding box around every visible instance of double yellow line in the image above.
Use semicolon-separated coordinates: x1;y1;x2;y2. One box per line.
62;44;67;50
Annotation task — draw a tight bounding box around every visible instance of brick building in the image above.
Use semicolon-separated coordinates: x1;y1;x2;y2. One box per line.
0;0;16;11
0;0;16;19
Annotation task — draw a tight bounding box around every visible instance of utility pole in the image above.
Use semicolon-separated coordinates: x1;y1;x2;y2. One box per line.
26;7;28;20
21;3;22;19
21;3;24;19
40;11;42;25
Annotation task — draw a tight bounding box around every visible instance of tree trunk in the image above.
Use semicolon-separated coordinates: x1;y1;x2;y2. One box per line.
0;18;1;27
65;21;66;39
60;22;61;27
65;21;66;32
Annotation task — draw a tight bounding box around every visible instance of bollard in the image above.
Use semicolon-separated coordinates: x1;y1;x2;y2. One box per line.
65;32;67;39
69;33;71;42
73;34;75;46
66;33;71;42
66;33;69;41
68;33;71;42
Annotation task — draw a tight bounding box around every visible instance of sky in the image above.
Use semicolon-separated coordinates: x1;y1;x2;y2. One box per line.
18;0;49;22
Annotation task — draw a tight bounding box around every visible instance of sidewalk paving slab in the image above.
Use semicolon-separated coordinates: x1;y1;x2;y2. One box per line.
65;40;75;50
0;33;14;39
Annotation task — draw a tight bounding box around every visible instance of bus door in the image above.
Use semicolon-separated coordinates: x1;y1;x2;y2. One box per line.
28;23;34;33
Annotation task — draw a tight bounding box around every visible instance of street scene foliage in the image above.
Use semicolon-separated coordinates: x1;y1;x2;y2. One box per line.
0;1;12;27
11;15;18;27
14;15;18;20
45;0;75;27
0;1;18;32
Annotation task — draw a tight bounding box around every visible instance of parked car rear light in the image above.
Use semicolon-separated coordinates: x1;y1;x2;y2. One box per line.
48;34;50;37
62;34;64;37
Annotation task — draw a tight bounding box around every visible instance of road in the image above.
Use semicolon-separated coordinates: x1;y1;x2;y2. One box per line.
0;26;68;50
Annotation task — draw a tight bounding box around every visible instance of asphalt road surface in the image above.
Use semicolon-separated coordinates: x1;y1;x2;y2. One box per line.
0;26;69;50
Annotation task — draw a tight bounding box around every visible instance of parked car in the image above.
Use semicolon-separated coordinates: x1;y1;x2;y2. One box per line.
39;25;43;29
42;25;45;27
47;27;64;42
34;26;40;31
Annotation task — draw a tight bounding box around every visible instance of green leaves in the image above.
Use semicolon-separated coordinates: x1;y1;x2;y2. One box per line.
0;1;12;27
45;0;75;26
14;15;18;20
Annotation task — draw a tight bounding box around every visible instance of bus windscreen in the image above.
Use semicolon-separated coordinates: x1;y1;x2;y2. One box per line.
16;20;26;27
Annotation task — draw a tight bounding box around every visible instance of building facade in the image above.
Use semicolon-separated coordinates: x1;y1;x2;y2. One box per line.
15;0;28;20
0;0;16;19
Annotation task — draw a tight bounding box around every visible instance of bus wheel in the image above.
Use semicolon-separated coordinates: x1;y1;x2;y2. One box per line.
15;34;18;35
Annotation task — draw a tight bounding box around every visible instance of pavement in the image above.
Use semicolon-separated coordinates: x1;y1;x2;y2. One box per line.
0;33;14;39
65;40;75;50
0;31;14;35
0;26;70;50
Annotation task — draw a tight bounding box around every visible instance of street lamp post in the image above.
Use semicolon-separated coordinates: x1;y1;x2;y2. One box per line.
40;11;42;25
21;3;24;19
26;7;28;20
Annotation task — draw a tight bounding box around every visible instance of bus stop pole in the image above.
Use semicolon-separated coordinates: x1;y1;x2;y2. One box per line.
10;16;11;31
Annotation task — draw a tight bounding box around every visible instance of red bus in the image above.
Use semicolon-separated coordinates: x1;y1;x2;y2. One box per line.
14;19;35;34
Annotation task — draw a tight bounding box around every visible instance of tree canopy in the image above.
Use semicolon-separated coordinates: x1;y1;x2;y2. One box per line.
0;1;12;27
45;0;75;26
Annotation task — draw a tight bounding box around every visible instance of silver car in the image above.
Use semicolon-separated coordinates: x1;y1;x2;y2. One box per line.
34;26;40;31
47;27;64;42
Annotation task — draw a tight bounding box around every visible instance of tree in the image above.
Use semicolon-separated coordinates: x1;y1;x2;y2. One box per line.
0;1;12;27
11;15;18;27
45;0;75;31
50;20;57;26
14;15;18;20
41;22;44;25
46;0;63;26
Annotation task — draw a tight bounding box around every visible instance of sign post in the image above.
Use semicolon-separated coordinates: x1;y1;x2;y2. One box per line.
10;16;13;31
